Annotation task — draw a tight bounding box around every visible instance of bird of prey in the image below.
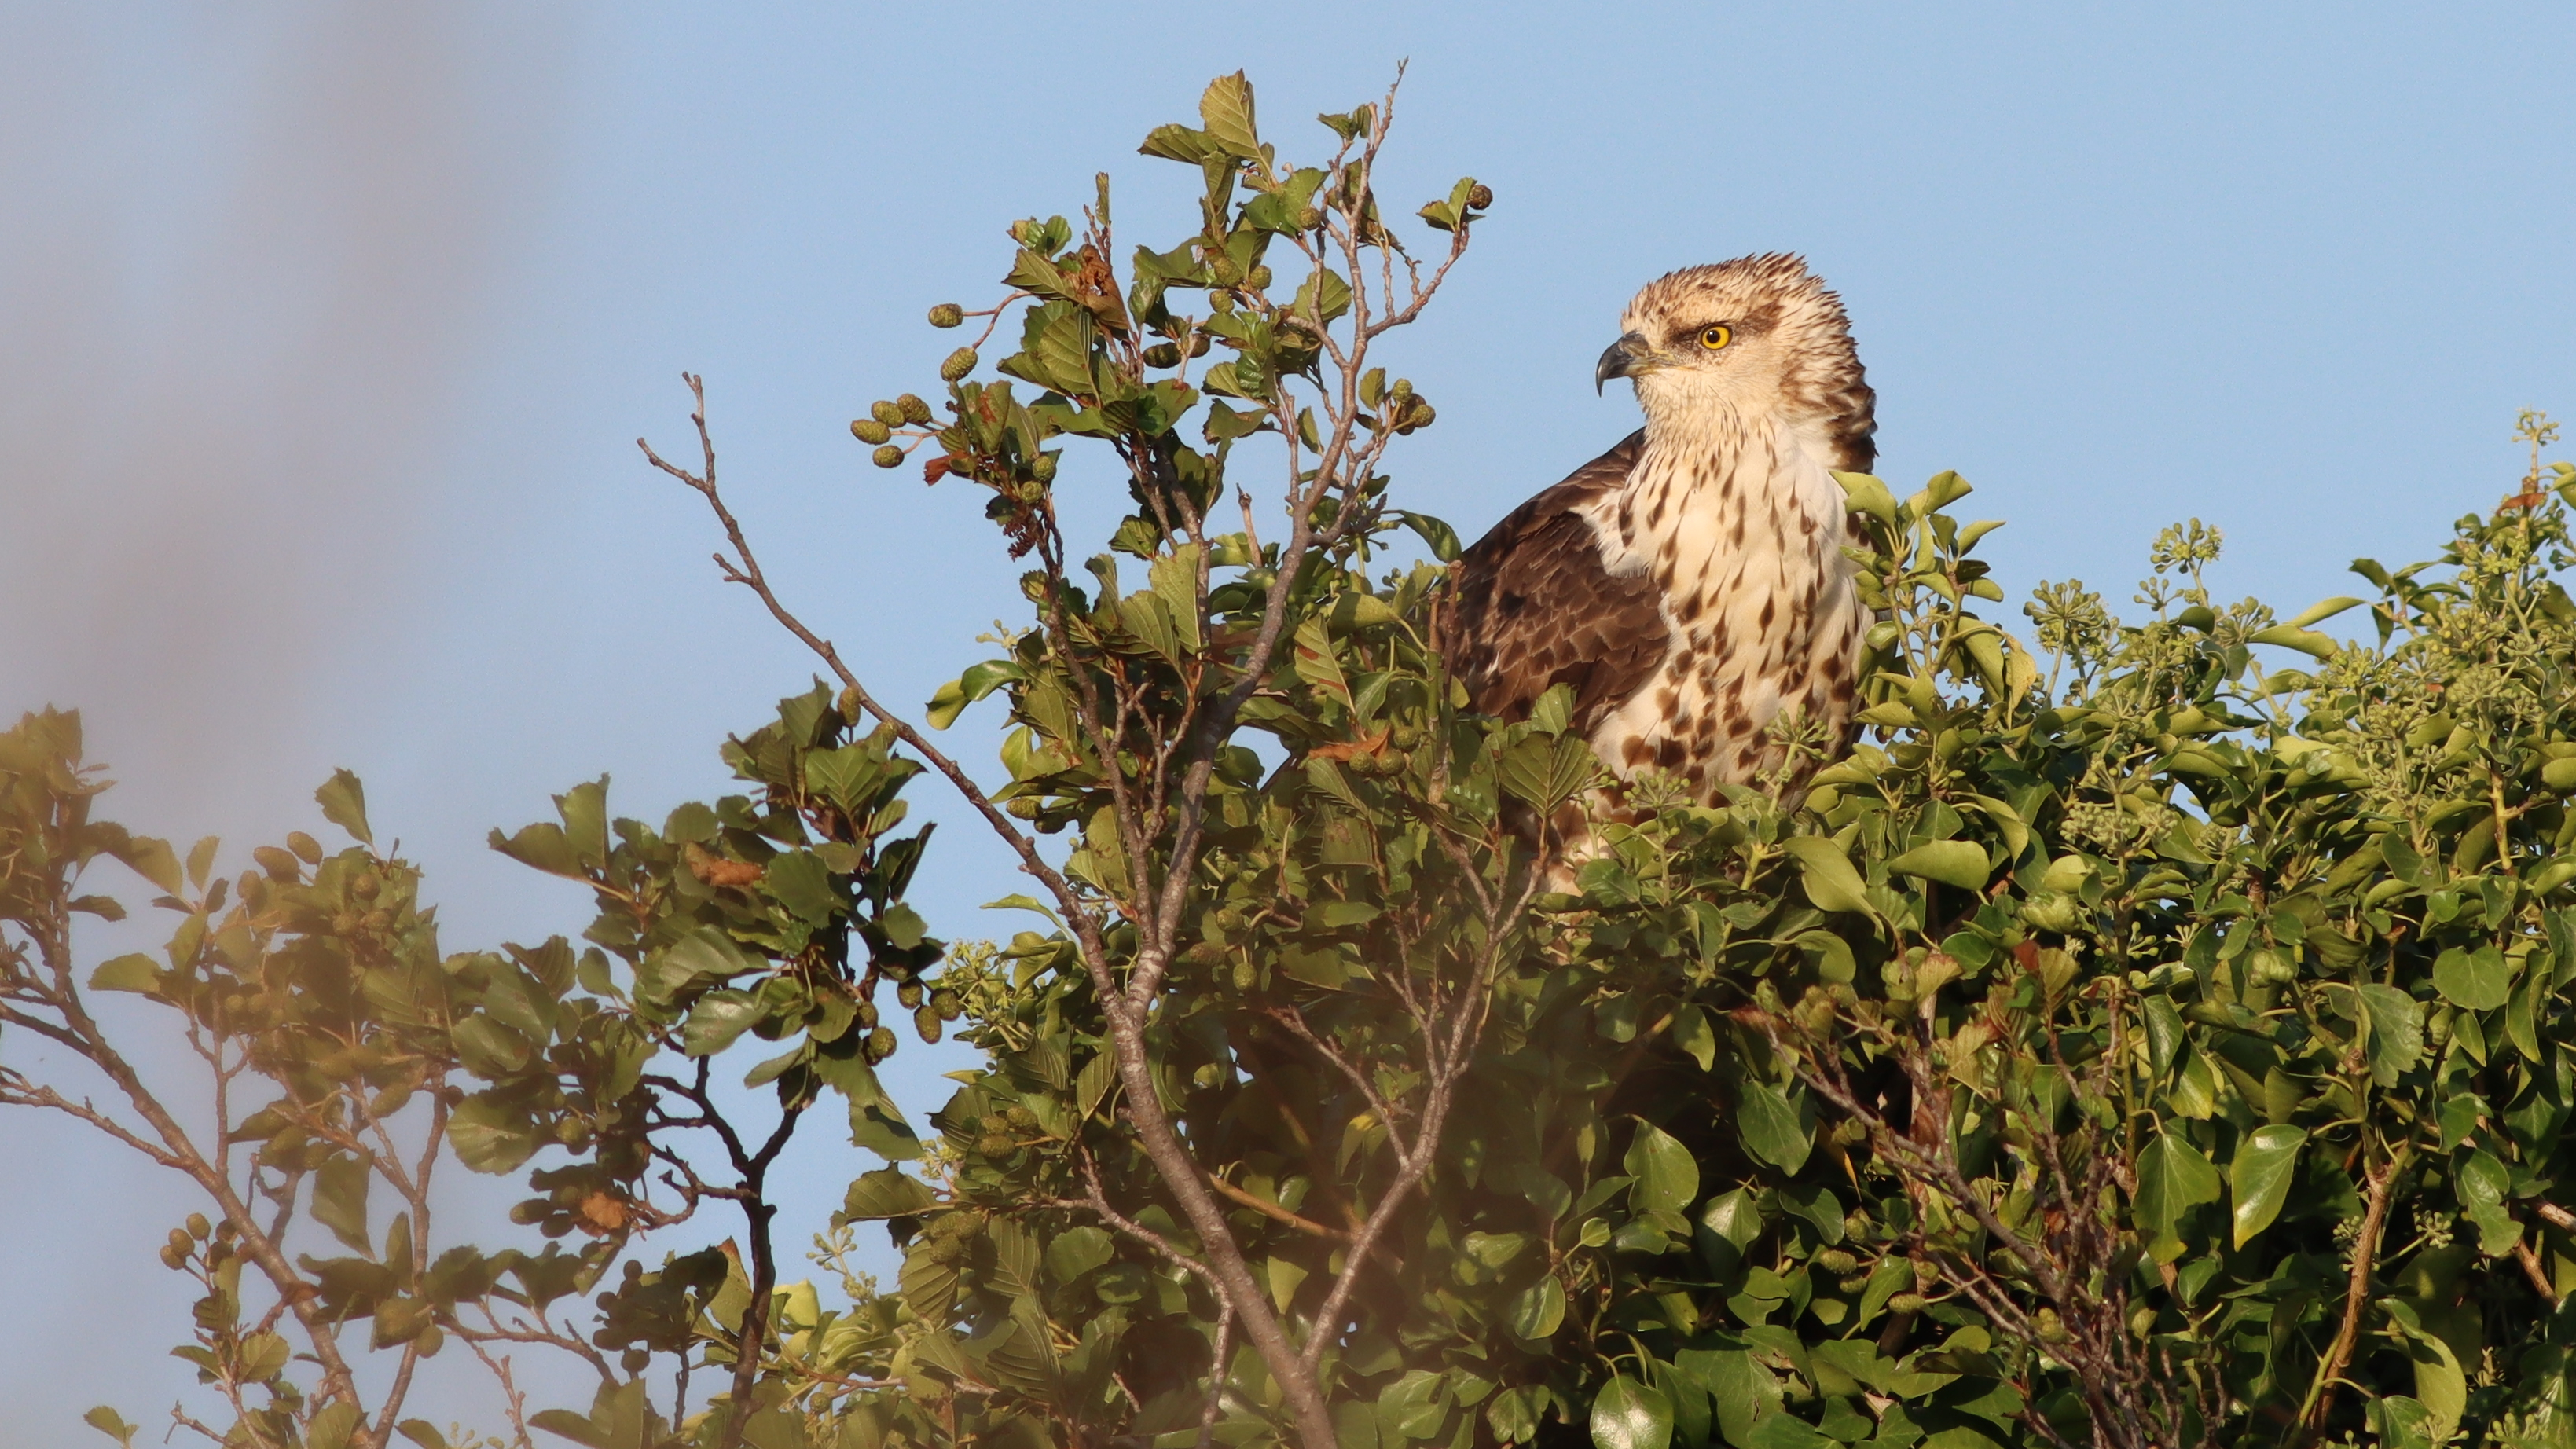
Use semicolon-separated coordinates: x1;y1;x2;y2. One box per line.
1437;253;1875;837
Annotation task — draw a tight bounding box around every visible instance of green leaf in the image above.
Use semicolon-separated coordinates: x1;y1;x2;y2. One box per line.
82;1407;138;1448
1625;1120;1701;1214
444;1094;537;1175
2287;595;2367;628
1499;735;1601;815
2380;831;2428;883
1671;1003;1716;1072
312;1154;373;1255
86;953;159;995
2372;1396;2438;1449
1293;617;1352;710
1046;1226;1114;1285
878;901;929;949
1147;545;1206;653
2228;1124;2305;1247
2135;1128;2221;1262
982;893;1063;928
1781;837;1871;915
1590;1375;1673;1449
1488;1388;1544;1445
1137;123;1218;164
1393;510;1462;562
2382;1300;2468;1440
1198;71;1260;160
850;1099;921;1162
2431;945;2510;1011
2352;982;2426;1087
1507;1274;1566;1339
1744;1413;1837;1449
2246;623;2339;659
1738;1081;1812;1173
681;989;763;1057
842;1166;936;1220
1884;839;1991;890
527;1409;607;1447
316;769;374;846
2456;1149;2521;1256
644;926;761;1004
1834;471;1899;530
306;1403;363;1449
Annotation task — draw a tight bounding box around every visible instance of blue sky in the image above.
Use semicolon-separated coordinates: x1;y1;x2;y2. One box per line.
2;2;2570;1438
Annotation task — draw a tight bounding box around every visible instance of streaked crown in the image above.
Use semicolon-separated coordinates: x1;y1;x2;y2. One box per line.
1618;253;1876;471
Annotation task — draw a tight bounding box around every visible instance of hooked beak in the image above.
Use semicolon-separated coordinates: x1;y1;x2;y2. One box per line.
1594;331;1650;394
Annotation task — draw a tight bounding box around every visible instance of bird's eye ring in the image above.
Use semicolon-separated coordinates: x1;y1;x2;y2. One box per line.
1697;325;1733;351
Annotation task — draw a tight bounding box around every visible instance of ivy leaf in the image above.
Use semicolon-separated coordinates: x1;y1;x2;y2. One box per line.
2229;1124;2305;1248
1744;1413;1837;1449
2352;983;2426;1087
1671;1003;1717;1072
1885;839;1991;890
1738;1081;1812;1173
1781;837;1871;915
1393;510;1462;562
1624;1121;1700;1215
2431;945;2510;1011
1506;1275;1565;1340
2455;1149;2520;1256
2381;1301;2468;1441
2136;1128;2221;1261
1590;1375;1673;1449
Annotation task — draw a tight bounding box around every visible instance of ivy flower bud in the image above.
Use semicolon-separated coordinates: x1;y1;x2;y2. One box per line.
927;303;965;328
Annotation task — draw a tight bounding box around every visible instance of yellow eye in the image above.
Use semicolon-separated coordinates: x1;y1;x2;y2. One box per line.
1697;324;1733;350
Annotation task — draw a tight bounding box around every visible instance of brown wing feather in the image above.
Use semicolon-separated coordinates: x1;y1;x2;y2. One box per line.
1436;431;1668;735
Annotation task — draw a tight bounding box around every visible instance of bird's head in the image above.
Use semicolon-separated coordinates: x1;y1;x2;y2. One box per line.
1595;253;1876;469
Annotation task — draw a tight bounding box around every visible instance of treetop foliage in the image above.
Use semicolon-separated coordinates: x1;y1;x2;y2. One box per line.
9;71;2576;1449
